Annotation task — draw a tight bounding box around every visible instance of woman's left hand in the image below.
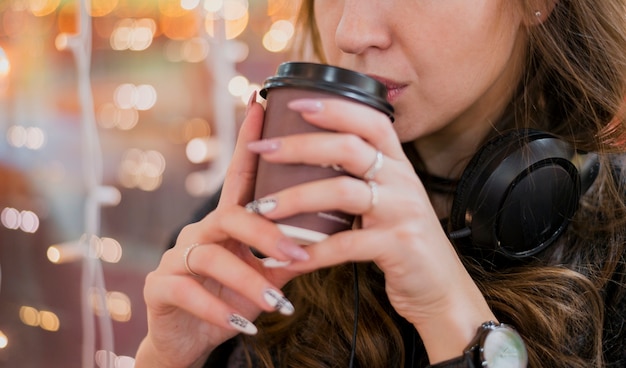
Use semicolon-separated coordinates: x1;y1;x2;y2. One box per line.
246;98;496;363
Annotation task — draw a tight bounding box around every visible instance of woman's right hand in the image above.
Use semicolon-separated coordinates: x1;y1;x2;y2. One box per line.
134;95;308;368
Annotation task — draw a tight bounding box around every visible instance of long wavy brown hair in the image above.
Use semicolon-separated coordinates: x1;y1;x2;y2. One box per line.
247;1;626;367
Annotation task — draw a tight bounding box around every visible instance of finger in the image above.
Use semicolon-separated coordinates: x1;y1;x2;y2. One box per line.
144;273;258;335
180;243;296;316
285;218;452;273
175;207;309;263
287;98;404;159
284;228;390;272
220;91;265;206
249;132;391;183
247;176;379;218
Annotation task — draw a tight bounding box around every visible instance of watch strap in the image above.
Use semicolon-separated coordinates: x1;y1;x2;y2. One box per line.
426;352;475;368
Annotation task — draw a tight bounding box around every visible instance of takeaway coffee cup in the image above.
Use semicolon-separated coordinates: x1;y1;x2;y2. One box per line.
254;62;394;245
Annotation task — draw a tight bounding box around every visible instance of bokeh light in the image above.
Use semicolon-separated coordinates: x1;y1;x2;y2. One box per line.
161;11;198;40
97;103;140;130
1;208;40;233
262;19;295;53
180;0;200;10
28;0;61;17
39;310;60;332
0;46;10;77
110;18;156;51
118;149;166;191
227;75;248;97
6;126;46;150
204;0;250;40
19;306;59;332
19;306;40;327
113;83;157;111
186;137;220;164
95;351;135;368
90;289;132;322
90;0;119;17
0;330;7;349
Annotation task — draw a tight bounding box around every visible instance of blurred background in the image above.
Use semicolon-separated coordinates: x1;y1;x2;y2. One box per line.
0;0;297;366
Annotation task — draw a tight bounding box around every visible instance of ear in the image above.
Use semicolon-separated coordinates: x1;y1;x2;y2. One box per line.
522;0;558;26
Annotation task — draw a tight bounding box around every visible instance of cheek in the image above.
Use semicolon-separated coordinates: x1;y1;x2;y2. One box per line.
313;1;342;60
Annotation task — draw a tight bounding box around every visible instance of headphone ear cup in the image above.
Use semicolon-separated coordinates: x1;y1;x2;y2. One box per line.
450;130;526;239
450;129;583;260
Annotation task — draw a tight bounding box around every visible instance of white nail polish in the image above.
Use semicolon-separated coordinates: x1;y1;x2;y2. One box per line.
245;198;277;215
264;289;295;316
262;257;292;268
228;314;258;335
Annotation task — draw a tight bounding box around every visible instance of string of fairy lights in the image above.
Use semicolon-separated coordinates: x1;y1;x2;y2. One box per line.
0;0;297;366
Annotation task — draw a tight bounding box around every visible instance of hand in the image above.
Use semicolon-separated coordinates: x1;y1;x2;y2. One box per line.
135;97;308;368
245;98;496;363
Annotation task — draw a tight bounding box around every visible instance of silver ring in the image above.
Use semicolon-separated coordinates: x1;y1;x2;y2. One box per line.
364;151;384;181
183;243;201;277
367;181;379;212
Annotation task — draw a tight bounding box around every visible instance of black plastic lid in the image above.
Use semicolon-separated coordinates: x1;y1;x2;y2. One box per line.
260;62;394;122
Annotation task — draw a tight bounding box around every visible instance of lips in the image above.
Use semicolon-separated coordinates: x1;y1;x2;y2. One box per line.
368;75;407;103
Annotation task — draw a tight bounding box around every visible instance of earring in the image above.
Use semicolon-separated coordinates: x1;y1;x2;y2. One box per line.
534;10;542;18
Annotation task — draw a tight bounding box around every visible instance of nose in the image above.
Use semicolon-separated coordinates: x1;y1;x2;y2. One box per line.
335;1;392;55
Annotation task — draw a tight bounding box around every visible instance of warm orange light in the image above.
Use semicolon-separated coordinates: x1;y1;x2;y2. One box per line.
158;0;188;17
90;0;119;17
29;0;61;17
114;0;153;18
204;12;249;40
57;3;78;35
267;0;299;18
161;12;198;40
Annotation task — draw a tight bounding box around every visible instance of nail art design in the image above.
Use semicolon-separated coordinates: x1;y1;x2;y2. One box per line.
228;314;258;335
320;163;345;172
245;197;277;215
262;257;292;268
264;289;295;316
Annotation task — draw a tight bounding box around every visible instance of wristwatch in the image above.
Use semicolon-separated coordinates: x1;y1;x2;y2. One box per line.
428;321;528;368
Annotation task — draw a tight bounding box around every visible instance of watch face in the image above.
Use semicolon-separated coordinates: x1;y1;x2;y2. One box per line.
482;327;528;368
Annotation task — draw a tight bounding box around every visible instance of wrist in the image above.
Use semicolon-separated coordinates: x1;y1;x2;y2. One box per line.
413;281;496;364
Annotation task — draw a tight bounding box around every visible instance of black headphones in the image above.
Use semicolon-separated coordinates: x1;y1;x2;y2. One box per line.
447;129;600;263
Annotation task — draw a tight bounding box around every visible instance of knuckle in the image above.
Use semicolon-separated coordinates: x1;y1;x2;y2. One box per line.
392;223;421;244
334;177;360;201
370;119;391;141
335;232;357;254
197;244;220;269
341;134;365;156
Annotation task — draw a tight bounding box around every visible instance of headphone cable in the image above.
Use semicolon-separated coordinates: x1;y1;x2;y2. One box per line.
447;227;471;240
349;262;359;368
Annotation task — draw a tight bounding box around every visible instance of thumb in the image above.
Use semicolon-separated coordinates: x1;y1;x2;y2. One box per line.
220;91;265;206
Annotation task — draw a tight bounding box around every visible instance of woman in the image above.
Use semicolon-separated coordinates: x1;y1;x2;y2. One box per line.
135;1;626;367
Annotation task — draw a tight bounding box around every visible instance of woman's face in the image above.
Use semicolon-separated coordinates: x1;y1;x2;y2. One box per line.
313;0;529;149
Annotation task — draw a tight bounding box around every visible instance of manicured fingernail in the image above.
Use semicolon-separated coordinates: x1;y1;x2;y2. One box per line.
277;238;309;261
245;197;277;215
262;257;292;268
228;314;258;335
247;139;281;153
264;289;295;316
288;99;324;113
321;163;345;172
246;90;257;115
